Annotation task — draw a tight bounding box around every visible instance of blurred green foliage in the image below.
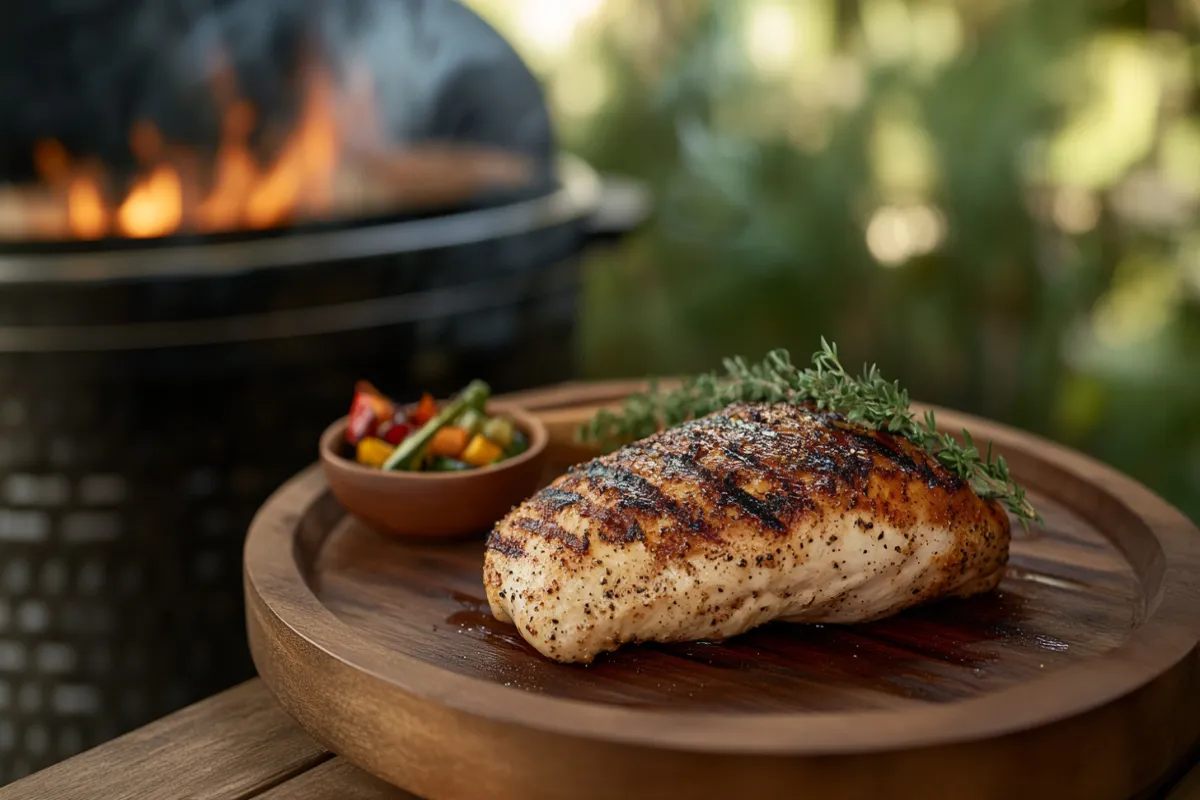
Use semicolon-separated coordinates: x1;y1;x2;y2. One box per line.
471;0;1200;522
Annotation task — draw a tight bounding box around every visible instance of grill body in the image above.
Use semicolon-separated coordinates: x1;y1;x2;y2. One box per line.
0;157;618;781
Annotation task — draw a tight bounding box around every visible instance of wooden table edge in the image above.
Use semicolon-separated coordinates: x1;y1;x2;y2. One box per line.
0;680;330;800
5;677;1195;800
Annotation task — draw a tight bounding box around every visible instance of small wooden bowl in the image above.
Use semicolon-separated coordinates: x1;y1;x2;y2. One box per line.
318;404;548;539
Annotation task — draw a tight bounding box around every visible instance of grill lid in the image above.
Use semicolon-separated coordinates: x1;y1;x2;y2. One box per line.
0;0;556;243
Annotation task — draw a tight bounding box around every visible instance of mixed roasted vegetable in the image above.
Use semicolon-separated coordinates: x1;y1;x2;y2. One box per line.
343;379;528;472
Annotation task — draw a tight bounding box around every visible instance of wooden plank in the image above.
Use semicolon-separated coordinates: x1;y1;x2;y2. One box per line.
0;681;329;800
258;759;417;799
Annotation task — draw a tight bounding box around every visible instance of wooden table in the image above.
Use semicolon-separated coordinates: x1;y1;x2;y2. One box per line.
0;677;1194;800
0;680;406;800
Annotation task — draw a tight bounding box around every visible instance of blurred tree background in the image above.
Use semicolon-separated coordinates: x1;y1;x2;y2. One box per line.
466;0;1200;523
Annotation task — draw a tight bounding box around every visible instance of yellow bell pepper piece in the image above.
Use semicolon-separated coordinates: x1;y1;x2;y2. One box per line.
461;434;503;467
356;436;396;468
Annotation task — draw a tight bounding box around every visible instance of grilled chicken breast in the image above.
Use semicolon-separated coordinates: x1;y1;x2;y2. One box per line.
484;402;1011;663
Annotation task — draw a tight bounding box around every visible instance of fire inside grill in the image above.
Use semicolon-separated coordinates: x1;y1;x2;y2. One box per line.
0;59;533;242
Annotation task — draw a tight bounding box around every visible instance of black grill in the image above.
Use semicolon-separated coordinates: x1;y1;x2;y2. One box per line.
0;154;645;781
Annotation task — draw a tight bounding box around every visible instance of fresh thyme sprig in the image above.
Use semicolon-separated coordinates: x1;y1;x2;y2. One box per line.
580;339;1041;527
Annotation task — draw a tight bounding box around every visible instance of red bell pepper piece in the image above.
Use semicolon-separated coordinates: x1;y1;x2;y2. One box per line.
345;381;396;444
411;392;438;426
379;421;412;445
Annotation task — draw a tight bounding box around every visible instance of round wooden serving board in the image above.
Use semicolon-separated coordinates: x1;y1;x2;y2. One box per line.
244;382;1200;800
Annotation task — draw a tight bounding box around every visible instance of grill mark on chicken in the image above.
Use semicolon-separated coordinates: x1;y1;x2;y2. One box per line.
680;416;770;470
604;422;820;534
683;409;877;493
486;533;525;559
709;414;864;487
645;414;866;525
577;464;672;514
507;516;589;555
646;449;787;532
620;520;646;544
729;405;969;500
561;462;708;539
538;487;584;510
788;409;963;492
541;477;659;549
841;430;951;490
668;417;830;524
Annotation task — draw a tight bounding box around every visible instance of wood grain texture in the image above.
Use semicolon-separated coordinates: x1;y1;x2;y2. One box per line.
0;681;329;800
244;384;1200;800
311;498;1133;711
8;679;1196;799
257;759;419;800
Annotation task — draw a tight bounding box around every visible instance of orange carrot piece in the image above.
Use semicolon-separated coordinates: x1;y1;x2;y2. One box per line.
428;426;470;459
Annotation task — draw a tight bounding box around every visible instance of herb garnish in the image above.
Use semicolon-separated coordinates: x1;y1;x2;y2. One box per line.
579;339;1041;527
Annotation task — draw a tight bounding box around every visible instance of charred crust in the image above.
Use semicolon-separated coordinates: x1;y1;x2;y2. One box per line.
512;516;589;554
495;401;999;572
538;487;584;510
485;533;525;559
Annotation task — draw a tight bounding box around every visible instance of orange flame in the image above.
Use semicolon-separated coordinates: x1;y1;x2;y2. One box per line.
196;101;256;232
66;176;109;239
7;58;532;242
118;166;183;238
31;62;347;240
246;70;339;229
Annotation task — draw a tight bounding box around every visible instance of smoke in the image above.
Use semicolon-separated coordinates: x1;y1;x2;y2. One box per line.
0;0;554;185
